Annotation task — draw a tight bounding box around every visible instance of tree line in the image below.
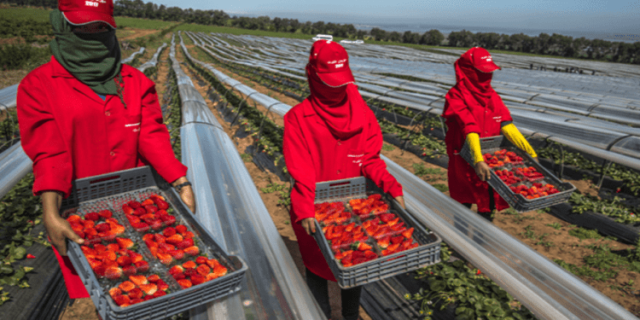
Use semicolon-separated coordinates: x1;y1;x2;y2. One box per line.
1;0;639;64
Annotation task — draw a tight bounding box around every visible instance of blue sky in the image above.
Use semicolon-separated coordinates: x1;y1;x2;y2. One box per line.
154;0;639;34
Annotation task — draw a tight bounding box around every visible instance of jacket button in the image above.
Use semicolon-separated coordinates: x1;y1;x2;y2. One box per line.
105;111;111;116
110;152;115;156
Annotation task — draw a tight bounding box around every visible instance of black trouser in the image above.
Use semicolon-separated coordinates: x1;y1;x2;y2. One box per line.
462;186;495;221
306;268;362;320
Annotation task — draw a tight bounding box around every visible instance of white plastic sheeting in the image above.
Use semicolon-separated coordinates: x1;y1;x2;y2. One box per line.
121;47;145;64
138;43;167;73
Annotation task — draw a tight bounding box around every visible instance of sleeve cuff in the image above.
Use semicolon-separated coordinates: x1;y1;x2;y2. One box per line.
154;161;188;185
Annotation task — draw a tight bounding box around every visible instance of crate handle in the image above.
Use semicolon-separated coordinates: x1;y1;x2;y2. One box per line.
89;175;121;185
329;181;351;187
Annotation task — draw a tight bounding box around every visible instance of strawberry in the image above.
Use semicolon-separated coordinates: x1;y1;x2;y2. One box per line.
387;243;401;252
110;223;126;235
135;261;150;273
156;209;169;216
176;239;194;249
130;298;144;305
73;230;85;239
113;294;130;306
141;199;154;206
182;260;197;269
156;199;170;210
66;215;81;223
184;268;198;278
150;220;163;230
169;265;184;275
116;255;132;267
81;246;96;255
153;233;166;243
163;227;176;237
158;243;176;252
99;210;113;219
153;290;167;297
391;236;404;244
139;283;158;296
118;280;136;292
213;264;228;277
144;296;155;301
82;220;95;229
160;214;176;226
84;227;98;236
109;287;122;299
205;273;219;282
184;246;200;256
128;251;143;263
117;238;134;250
183;231;195;239
131;222;150;232
364;250;378;260
135;207;147;216
157;253;173;265
142;234;155;242
126;214;141;223
95;223;111;233
205;259;220;269
129;275;148;286
99;231;117;242
122;205;135;215
196;264;211;276
196;256;208;265
178;279;192;289
102;251;117;262
172;272;186;280
191;274;205;286
128;201;142;209
168;249;185;260
402;228;414;239
145;205;158;214
123;265;137;276
166;234;184;245
87;257;102;270
147;274;161;283
84;212;100;221
128;288;143;299
175;225;188;234
354;242;372;251
107;243;120;252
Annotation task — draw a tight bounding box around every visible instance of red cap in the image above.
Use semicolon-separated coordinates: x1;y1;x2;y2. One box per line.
308;40;355;87
59;0;116;29
469;47;500;73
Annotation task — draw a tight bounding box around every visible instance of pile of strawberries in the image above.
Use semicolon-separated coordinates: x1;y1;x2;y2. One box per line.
483;149;523;168
348;194;389;218
168;256;228;289
142;225;200;266
82;238;150;279
109;274;170;307
362;213;418;256
123;195;176;232
323;222;368;251
67;210;126;243
514;166;545;181
315;202;352;225
510;183;560;199
334;242;378;268
495;169;522;186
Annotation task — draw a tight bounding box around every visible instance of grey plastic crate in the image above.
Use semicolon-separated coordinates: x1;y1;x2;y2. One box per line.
313;177;441;289
459;135;576;212
64;166;247;320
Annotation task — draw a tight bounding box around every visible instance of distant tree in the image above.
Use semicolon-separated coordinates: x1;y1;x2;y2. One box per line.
388;31;401;42
420;29;444;45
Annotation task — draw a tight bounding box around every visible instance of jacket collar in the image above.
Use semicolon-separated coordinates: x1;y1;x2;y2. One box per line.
51;55;133;78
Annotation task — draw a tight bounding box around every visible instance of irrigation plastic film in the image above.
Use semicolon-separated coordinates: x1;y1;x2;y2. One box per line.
121;47;145;64
182;33;638;320
138;43;167;73
172;33;326;320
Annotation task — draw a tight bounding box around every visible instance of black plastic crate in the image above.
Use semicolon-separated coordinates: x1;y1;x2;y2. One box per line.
312;177;441;289
64;166;247;320
459;135;575;212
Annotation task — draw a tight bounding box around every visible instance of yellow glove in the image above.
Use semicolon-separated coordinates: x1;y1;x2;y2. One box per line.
466;133;484;164
501;124;537;158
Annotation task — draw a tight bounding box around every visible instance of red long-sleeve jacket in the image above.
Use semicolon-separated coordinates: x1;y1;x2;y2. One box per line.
17;56;187;298
283;93;403;281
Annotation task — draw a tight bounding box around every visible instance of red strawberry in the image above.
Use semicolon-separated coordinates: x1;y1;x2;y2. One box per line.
118;280;136;292
196;256;208;265
123;265;137;276
87;257;102;269
144;296;155;301
157;280;169;291
172;272;186;280
122;205;135;215
184;246;200;256
109;287;122;298
156;199;170;210
139;283;158;296
113;295;130;306
150;220;163;230
158;243;176;252
153;234;166;243
166;234;184;245
157;253;173;265
175;225;188;234
191;274;205;286
184;268;198;278
168;249;185;260
135;207;147;216
169;265;184;275
182;260;197;269
82;220;95;229
73;230;85;239
129;275;148;286
177;279;192;289
163;227;177;237
153;291;167;298
141;199;154;206
105;243;119;252
128;201;141;209
130;298;144;305
142;234;155;242
205;273;219;282
391;236;405;245
377;236;390;249
128;251;143;263
117;255;132;267
84;227;98;236
135;261;150;273
183;231;195;239
177;239;194;250
99;210;113;218
105;267;123;280
126;214;141;223
160;214;176;226
401;227;414;239
212;264;228;277
117;238;134;250
144;204;157;213
196;264;211;276
128;288;143;299
156;209;168;216
131;222;150;232
66;215;81;223
147;274;161;283
84;212;100;221
205;258;220;269
110;222;126;235
354;242;372;251
95;223;111;233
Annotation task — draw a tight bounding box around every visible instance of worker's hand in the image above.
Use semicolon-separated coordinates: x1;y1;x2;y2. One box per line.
42;191;84;256
173;176;196;214
301;218;316;235
394;196;406;209
475;161;492;182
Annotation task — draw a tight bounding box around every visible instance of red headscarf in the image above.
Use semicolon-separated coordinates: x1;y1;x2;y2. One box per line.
453;48;496;107
306;64;366;140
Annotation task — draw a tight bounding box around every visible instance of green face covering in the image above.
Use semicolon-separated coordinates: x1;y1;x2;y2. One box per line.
49;10;122;95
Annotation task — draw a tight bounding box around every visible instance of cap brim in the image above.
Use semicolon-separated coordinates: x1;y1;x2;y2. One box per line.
63;11;116;29
475;62;501;73
316;69;355;87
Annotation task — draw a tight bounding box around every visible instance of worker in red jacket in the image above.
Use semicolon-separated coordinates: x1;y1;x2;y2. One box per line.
17;0;195;299
442;47;537;219
283;40;404;320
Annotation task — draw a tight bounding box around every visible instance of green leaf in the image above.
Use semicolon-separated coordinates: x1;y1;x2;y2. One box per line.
12;247;26;260
0;266;12;275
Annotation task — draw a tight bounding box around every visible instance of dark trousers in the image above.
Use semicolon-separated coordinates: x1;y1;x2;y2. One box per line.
306;268;362;320
462;186;496;221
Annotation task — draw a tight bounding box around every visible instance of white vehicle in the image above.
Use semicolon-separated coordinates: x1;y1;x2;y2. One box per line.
312;34;333;42
340;39;365;45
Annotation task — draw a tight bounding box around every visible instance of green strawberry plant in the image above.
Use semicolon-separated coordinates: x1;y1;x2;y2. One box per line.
569;192;639;225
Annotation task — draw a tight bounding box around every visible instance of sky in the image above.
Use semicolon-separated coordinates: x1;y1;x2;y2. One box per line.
153;0;640;39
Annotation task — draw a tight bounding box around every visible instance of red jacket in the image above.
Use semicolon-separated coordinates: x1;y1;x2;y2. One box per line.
17;56;187;298
283;92;403;281
442;89;512;212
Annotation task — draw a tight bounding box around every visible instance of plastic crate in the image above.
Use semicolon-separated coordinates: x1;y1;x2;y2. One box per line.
64;166;247;320
459;135;576;212
313;177;441;289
